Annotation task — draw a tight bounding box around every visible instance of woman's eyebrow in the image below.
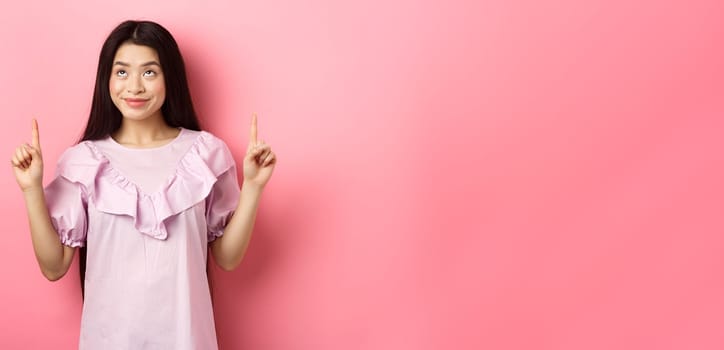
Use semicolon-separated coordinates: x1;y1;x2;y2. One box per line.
113;61;161;67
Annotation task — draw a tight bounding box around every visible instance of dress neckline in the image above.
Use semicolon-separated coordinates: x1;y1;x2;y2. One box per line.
107;127;185;151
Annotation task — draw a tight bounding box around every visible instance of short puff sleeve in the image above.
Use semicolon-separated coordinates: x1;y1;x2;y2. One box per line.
44;148;89;248
201;135;241;243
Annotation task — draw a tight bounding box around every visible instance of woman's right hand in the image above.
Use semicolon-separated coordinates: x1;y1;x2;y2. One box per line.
11;119;44;192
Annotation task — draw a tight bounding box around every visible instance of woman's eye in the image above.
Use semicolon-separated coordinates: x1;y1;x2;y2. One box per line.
116;70;127;77
144;70;156;77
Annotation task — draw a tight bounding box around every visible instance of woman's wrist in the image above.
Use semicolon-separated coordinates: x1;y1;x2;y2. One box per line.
22;184;45;197
241;181;264;193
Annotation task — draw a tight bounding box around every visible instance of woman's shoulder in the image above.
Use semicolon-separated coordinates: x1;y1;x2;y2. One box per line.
187;129;234;155
183;129;236;174
57;140;103;166
51;141;108;185
188;129;231;147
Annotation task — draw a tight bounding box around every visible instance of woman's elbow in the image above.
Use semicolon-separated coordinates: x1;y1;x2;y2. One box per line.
217;260;240;272
41;267;66;282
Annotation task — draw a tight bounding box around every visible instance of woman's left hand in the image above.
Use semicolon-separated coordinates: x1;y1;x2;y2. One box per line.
243;114;276;189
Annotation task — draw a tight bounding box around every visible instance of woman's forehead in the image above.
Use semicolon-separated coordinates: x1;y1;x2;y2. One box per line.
113;43;160;66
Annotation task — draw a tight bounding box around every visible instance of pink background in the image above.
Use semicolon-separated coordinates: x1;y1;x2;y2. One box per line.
1;0;723;349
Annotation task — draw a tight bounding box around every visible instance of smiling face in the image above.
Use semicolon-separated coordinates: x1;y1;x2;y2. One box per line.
109;42;166;122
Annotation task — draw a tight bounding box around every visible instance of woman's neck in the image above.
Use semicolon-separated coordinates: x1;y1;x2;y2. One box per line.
112;116;180;147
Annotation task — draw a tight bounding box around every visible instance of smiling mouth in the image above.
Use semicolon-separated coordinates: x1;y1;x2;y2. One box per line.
124;99;149;107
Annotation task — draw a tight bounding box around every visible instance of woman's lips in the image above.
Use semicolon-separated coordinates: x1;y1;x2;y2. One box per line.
125;98;148;108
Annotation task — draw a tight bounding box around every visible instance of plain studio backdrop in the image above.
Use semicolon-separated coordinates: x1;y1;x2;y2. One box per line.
1;0;723;349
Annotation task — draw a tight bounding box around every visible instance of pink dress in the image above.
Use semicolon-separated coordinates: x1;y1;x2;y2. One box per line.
44;128;240;349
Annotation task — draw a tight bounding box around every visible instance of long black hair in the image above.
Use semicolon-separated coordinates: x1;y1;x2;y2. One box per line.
78;20;209;299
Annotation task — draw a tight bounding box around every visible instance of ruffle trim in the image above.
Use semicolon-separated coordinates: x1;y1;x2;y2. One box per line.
59;235;86;248
56;131;235;241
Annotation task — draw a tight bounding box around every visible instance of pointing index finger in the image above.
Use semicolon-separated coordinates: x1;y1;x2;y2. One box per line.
32;118;40;149
249;113;258;146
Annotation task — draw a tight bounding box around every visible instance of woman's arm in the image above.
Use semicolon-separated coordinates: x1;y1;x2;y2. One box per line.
23;187;75;281
210;115;275;271
210;183;263;271
12;120;74;281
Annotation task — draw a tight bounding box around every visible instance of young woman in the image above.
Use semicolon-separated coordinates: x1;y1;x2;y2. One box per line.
10;20;275;349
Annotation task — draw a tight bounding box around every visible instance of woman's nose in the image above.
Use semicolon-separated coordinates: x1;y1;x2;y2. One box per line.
126;75;145;94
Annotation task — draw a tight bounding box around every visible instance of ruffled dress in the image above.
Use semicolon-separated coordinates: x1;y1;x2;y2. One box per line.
43;128;240;350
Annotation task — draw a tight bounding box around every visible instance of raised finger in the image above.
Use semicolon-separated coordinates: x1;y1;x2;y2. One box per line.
32;118;41;149
249;113;258;147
